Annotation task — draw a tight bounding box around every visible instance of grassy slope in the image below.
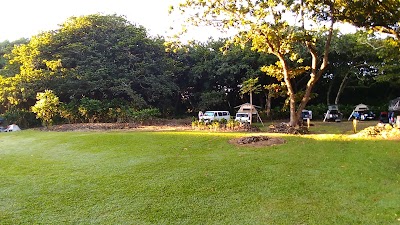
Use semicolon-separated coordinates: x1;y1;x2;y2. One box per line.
0;128;399;224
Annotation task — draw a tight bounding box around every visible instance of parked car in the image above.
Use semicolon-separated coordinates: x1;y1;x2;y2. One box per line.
235;112;251;123
361;111;375;120
301;110;312;121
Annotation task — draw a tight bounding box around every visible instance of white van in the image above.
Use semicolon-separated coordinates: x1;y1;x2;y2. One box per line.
235;112;251;123
201;111;231;122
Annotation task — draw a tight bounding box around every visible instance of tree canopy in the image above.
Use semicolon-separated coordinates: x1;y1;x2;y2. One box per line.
171;0;400;126
337;0;400;39
171;0;340;126
2;14;178;112
0;11;400;127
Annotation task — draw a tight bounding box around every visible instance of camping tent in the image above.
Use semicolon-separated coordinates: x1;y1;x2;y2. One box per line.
389;97;400;111
348;104;369;120
5;124;21;132
234;103;263;125
235;103;260;115
354;104;369;112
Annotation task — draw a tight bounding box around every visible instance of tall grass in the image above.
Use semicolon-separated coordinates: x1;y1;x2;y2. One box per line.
0;130;399;224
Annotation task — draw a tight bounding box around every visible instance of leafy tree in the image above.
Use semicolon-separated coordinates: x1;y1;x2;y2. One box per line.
172;0;339;126
2;33;62;109
264;82;287;117
336;0;400;96
323;31;380;105
50;15;178;108
78;97;103;123
129;108;161;124
2;107;39;128
168;39;272;113
337;0;400;39
3;14;179;117
375;37;400;89
0;38;29;77
198;90;227;111
31;90;60;127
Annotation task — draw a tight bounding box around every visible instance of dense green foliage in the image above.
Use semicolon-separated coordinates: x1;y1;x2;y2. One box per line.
0;12;399;127
1;15;177;114
1;130;399;223
172;0;340;126
338;0;400;39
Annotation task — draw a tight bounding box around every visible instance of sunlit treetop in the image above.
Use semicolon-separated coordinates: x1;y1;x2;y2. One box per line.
336;0;400;39
170;0;341;126
169;0;342;58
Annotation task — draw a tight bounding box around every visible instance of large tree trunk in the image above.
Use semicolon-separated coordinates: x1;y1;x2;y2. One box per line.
265;92;272;118
327;78;334;106
277;55;298;127
334;73;349;105
249;91;253;124
263;0;335;127
296;7;335;125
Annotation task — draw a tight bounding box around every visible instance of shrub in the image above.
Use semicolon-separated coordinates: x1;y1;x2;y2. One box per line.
191;120;206;130
59;100;81;123
209;121;220;131
129;108;161;124
3;108;40;128
191;120;199;129
220;118;227;124
270;106;290;120
31;90;61;127
306;104;327;120
78;98;103;123
226;119;240;130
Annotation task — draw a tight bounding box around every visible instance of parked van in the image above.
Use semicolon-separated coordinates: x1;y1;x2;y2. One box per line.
201;111;230;122
235;112;251;123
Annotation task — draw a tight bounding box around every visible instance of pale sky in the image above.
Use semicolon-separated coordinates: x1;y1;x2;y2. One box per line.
1;0;356;43
0;0;225;42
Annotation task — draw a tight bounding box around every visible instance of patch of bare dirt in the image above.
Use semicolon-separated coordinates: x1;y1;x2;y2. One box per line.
229;135;286;147
39;119;192;132
268;122;309;134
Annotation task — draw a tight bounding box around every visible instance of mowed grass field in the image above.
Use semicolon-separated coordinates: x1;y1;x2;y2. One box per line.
1;121;400;224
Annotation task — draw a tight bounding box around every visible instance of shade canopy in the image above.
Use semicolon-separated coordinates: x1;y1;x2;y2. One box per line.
353;104;369;112
389;97;400;111
235;103;260;115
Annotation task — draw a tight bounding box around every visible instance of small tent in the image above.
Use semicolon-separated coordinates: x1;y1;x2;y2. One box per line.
235;103;263;125
5;124;21;132
389;97;400;111
348;104;369;120
354;104;369;112
235;103;260;115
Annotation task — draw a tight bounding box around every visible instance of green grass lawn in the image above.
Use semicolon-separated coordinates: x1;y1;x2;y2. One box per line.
0;128;399;224
259;120;378;134
308;120;379;134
